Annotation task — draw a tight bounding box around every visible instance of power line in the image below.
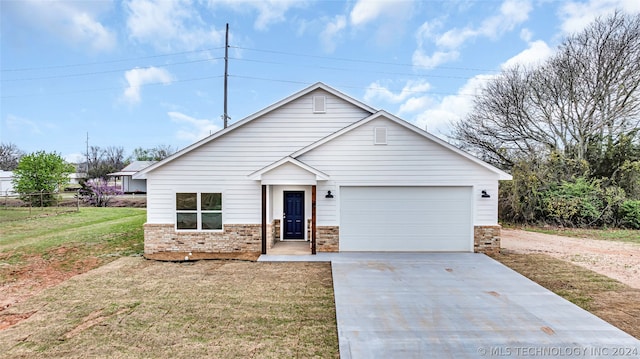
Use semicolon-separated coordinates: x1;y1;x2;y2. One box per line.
230;57;475;80
2;44;494;99
0;75;224;99
2;58;223;82
1;47;226;72
231;45;500;73
230;75;480;98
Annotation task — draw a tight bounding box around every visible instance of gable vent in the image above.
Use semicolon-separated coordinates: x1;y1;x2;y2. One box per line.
374;127;387;145
313;96;326;113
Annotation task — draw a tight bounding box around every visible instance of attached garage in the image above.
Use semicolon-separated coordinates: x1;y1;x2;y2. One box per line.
339;186;473;252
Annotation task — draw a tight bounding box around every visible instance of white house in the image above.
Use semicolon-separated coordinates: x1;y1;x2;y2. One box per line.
0;170;14;195
134;83;511;256
109;161;156;193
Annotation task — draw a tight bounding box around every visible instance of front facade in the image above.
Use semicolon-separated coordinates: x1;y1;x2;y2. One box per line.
135;83;511;256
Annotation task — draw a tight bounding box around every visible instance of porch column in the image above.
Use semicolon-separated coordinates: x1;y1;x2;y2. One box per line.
261;184;267;255
311;185;317;255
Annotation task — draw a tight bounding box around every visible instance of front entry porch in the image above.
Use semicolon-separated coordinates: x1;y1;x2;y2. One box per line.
261;184;317;255
268;240;312;255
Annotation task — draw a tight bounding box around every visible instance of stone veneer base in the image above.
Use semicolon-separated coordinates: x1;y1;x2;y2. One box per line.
144;223;500;255
144;223;261;254
473;225;501;255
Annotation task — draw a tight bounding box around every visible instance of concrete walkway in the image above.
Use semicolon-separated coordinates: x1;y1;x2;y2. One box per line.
330;253;640;358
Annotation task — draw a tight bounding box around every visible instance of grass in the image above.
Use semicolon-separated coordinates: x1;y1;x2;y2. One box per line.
493;251;640;339
0;207;339;358
517;226;640;244
0;259;338;358
2;209;636;354
0;207;146;255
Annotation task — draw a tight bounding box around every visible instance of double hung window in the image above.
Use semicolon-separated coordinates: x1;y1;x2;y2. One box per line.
176;193;222;230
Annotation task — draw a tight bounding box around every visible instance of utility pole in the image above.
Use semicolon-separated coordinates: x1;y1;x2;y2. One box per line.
85;132;89;174
223;23;229;129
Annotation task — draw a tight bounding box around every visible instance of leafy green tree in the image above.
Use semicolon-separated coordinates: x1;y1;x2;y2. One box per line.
12;151;75;206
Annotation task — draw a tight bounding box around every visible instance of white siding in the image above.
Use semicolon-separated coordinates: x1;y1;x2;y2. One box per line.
297;117;501;226
146;89;372;224
261;162;318;185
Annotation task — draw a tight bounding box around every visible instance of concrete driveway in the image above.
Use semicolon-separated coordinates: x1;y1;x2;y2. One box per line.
331;253;640;358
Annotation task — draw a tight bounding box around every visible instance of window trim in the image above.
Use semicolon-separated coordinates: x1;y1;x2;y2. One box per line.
175;192;223;231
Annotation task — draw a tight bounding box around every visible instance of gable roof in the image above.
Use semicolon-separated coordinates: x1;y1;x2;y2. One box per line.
133;82;376;179
109;161;157;177
290;110;513;180
248;156;330;181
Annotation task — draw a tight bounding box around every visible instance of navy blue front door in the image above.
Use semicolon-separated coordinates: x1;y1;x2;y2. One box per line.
283;191;304;239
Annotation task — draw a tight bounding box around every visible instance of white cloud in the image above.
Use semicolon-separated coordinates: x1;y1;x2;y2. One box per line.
398;96;435;115
520;28;533;42
436;0;532;48
501;40;554;70
351;0;393;26
349;0;415;46
412;49;460;69
435;27;476;49
125;0;224;51
211;0;308;30
5;0;115;52
409;34;552;137
168;112;220;142
559;0;640;34
364;80;432;104
6;114;42;135
413;74;495;136
320;15;347;53
413;0;532;68
123;67;174;104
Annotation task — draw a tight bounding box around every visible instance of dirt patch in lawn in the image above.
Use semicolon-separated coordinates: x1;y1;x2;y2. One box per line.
493;251;640;339
501;228;640;289
0;257;338;358
0;249;104;330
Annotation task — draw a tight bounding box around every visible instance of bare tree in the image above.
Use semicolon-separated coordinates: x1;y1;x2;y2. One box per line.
130;145;176;161
87;145;127;179
454;11;640;170
0;142;25;170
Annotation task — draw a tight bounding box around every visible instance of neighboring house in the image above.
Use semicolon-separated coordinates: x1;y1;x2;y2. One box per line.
0;170;14;195
134;83;512;256
68;172;87;185
109;161;156;193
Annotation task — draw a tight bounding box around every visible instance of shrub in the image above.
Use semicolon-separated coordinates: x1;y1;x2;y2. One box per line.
619;200;640;229
12;151;74;207
79;179;123;207
542;178;603;227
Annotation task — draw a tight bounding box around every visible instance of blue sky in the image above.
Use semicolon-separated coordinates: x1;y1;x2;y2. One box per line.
2;0;639;163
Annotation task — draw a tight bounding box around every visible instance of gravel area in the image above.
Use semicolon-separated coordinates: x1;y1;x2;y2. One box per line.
501;229;640;289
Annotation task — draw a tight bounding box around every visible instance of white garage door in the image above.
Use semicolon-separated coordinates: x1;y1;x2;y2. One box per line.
340;186;473;252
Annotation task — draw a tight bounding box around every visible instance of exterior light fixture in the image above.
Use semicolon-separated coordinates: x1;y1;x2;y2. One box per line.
325;190;334;198
481;190;491;198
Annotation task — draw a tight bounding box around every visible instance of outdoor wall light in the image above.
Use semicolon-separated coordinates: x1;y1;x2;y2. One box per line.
481;190;491;198
325;190;334;198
